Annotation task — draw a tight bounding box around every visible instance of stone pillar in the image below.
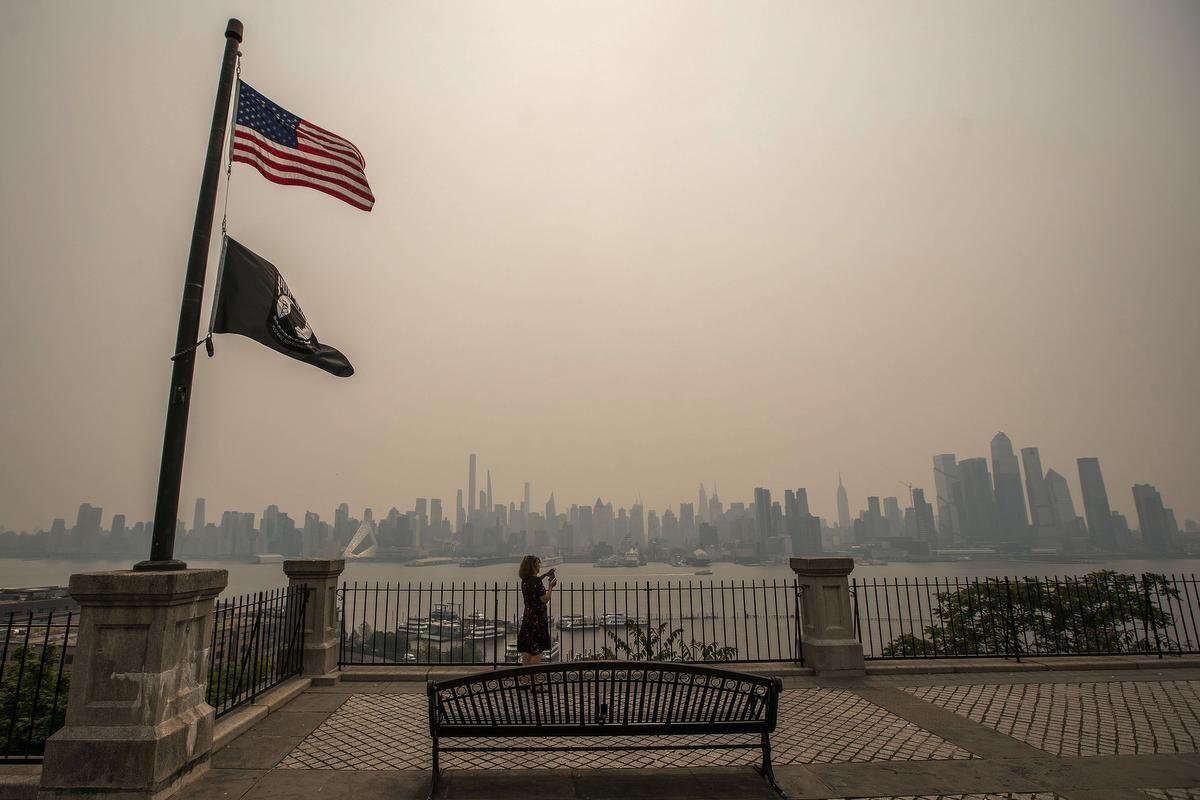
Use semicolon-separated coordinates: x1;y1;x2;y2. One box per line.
39;568;227;800
790;557;865;676
282;559;345;679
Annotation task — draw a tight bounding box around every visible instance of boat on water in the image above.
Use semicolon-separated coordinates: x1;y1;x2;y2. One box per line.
621;549;641;567
540;555;563;568
464;621;505;640
686;548;712;567
504;639;560;663
429;604;461;623
594;555;621;568
695;568;713;575
399;619;431;636
558;614;602;630
600;612;647;627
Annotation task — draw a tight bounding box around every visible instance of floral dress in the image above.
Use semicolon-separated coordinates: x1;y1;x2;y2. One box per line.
516;576;551;655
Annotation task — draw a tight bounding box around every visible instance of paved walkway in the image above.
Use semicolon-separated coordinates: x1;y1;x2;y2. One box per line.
178;666;1200;800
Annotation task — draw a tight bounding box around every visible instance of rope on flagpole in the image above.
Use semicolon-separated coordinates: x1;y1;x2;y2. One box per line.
220;53;241;237
170;335;214;362
193;50;241;363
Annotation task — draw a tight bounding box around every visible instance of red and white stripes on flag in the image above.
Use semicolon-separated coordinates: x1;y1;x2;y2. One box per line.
231;81;375;212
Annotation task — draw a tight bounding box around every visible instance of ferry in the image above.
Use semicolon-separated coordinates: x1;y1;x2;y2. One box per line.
601;613;647;627
594;555;621;568
621;549;641;567
540;555;563;568
558;614;601;630
399;619;431;636
504;639;560;664
464;621;505;641
694;568;713;576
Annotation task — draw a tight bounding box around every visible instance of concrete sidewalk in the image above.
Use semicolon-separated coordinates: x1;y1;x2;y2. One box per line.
175;666;1200;800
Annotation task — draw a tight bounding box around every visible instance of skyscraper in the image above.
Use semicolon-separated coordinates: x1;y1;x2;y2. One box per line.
485;469;493;517
931;455;962;541
957;457;997;544
1021;447;1058;546
753;488;772;555
455;489;465;534
883;496;903;537
1044;469;1077;531
698;484;708;524
192;497;206;536
1076;458;1115;550
468;454;477;515
836;474;851;530
679;502;696;545
523;482;531;533
910;488;937;542
990;433;1029;544
1132;483;1173;554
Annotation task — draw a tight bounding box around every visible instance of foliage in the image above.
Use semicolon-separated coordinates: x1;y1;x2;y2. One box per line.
206;655;279;708
593;620;737;662
882;571;1179;657
0;644;70;756
344;623;488;664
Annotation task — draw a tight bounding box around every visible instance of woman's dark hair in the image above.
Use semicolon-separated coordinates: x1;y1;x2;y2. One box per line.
518;555;540;580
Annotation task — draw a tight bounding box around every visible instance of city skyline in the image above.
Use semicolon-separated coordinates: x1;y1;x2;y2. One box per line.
4;431;1195;558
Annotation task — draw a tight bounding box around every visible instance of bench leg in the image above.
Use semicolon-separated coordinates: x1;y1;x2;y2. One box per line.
427;737;440;800
754;732;787;798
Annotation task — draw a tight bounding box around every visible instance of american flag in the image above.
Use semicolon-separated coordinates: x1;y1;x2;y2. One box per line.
232;82;374;212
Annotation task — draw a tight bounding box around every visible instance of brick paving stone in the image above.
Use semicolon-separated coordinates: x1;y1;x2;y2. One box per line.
278;689;970;771
905;681;1200;757
832;796;1061;800
824;796;1062;800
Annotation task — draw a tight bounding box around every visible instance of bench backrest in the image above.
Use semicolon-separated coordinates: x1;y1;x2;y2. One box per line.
428;661;781;736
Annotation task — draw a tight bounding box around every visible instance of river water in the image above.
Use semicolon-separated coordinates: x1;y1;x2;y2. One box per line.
2;556;1197;598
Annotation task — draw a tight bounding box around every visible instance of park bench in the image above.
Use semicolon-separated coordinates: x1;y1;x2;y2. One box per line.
426;661;785;798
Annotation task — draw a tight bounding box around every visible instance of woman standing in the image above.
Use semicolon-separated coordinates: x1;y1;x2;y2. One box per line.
516;555;556;667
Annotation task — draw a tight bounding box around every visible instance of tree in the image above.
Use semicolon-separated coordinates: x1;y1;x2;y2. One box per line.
883;571;1179;657
593;620;737;662
0;644;70;756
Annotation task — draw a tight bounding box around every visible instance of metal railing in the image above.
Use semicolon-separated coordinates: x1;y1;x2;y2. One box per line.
852;572;1200;660
207;586;308;717
339;579;802;666
0;610;76;762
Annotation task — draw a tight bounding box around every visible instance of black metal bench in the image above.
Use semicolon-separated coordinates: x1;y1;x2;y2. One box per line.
426;661;785;798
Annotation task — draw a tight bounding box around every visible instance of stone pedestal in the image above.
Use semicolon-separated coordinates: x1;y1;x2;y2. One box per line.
282;559;344;679
39;569;227;800
790;557;865;676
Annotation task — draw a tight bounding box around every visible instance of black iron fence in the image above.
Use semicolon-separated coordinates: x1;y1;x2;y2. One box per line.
207;586;308;717
852;572;1200;660
0;610;76;762
339;580;802;666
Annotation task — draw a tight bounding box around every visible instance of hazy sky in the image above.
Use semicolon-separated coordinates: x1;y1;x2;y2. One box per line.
2;1;1198;533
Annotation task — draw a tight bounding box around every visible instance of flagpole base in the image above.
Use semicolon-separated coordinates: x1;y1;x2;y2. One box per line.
132;558;189;572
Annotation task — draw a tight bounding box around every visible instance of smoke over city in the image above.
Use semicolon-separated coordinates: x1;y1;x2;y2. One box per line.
1;1;1198;535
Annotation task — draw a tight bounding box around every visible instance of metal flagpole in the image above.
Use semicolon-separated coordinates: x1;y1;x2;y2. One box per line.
136;18;243;571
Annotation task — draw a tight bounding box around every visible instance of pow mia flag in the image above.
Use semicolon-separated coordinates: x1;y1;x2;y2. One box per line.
211;236;354;377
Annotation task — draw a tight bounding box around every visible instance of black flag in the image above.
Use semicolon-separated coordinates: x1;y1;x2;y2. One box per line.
211;237;354;377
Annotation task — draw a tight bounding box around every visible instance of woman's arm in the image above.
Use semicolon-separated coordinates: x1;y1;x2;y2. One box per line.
540;578;556;604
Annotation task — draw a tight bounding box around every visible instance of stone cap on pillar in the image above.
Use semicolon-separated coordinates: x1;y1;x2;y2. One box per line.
68;568;228;606
283;558;346;581
790;557;855;578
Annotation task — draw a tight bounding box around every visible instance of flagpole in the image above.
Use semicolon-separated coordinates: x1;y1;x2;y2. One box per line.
135;18;243;571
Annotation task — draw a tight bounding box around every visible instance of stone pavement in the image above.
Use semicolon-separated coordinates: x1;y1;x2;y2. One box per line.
176;666;1200;800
